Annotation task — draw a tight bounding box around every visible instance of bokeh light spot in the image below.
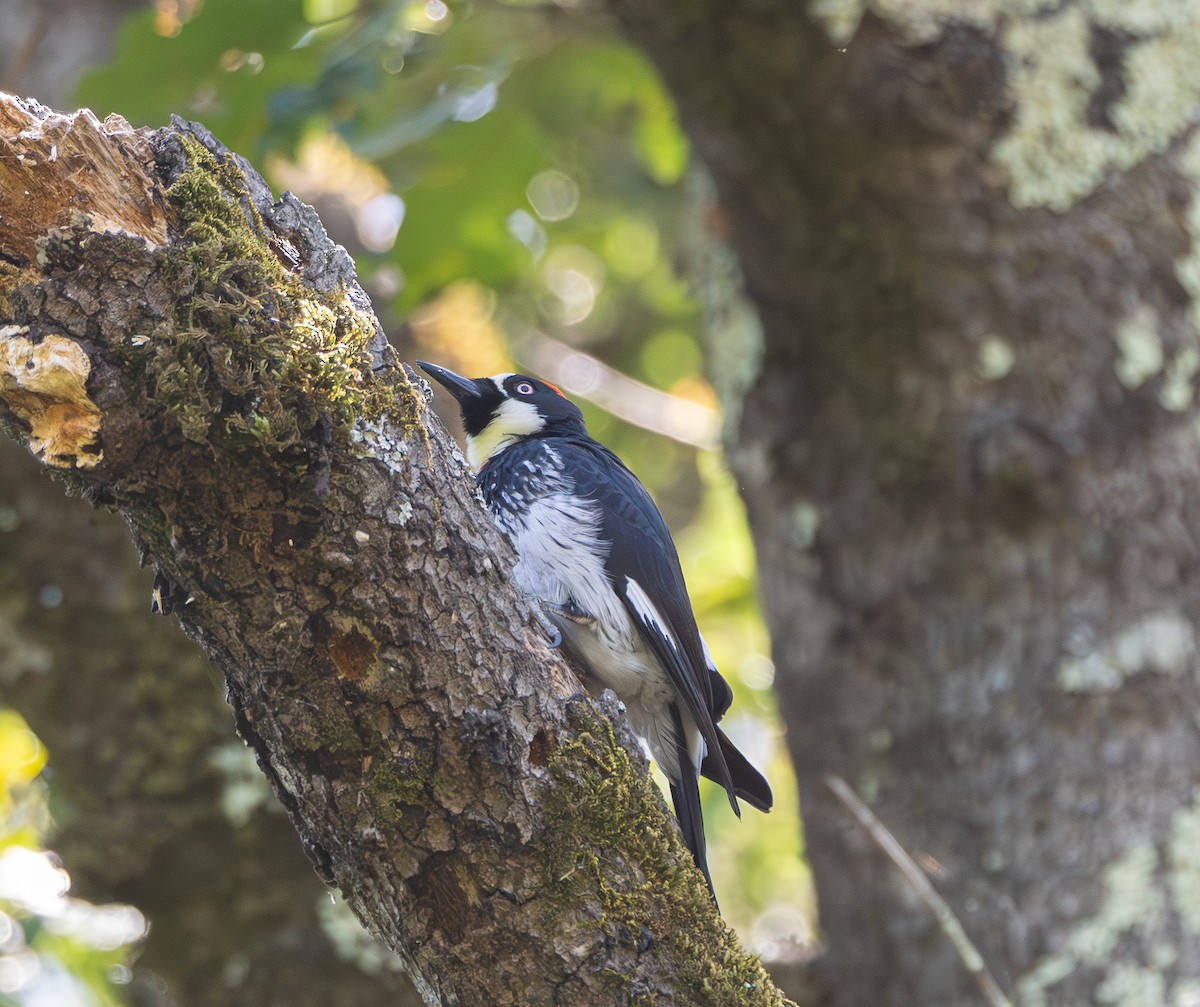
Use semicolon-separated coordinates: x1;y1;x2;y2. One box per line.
355;193;406;252
543;246;605;325
507;209;547;261
526;170;579;222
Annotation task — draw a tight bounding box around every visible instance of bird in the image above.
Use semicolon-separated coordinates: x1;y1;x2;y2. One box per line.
417;361;772;898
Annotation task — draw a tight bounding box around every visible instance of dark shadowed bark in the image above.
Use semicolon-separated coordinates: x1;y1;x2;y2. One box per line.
0;96;793;1007
607;3;1200;1006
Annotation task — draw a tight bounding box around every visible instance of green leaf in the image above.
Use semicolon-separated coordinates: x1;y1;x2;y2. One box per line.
77;0;322;155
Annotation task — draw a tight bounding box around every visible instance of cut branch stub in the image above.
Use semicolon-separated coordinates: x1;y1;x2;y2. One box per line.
0;94;793;1007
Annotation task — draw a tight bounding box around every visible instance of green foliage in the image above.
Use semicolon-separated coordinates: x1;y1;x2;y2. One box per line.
76;0;697;332
0;711;143;1007
81;0;315;155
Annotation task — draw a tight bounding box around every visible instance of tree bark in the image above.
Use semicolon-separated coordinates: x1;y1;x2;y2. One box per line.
607;4;1200;1006
0;95;792;1007
0;434;425;1007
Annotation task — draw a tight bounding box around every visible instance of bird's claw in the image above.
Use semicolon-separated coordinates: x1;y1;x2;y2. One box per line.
547;597;594;626
533;606;564;649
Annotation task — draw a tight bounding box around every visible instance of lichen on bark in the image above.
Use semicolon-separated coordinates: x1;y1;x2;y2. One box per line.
811;1;1200;212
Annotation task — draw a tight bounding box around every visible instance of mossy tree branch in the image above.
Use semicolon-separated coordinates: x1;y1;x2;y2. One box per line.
0;95;792;1007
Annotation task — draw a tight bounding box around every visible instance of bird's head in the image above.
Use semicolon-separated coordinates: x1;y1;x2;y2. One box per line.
417;361;585;468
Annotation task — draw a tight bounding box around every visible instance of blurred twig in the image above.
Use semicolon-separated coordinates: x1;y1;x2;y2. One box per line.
514;327;721;450
823;774;1013;1007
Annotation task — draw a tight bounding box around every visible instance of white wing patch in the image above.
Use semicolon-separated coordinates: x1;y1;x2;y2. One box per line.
466;397;544;468
623;576;704;773
624;576;680;653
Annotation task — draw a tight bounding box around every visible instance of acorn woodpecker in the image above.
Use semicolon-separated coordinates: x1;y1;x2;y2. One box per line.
418;361;772;896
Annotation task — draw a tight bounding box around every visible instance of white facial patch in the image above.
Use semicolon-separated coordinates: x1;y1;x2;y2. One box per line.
467;396;545;468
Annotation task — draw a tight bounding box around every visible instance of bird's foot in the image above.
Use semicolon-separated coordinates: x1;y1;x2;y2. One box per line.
532;607;564;649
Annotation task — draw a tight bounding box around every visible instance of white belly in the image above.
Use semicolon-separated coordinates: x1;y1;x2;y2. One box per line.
500;491;693;777
557;614;691;780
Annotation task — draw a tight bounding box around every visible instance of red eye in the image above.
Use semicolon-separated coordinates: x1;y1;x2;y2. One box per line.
515;381;535;395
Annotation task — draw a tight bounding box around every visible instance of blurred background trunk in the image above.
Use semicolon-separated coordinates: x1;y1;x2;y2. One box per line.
610;5;1200;1005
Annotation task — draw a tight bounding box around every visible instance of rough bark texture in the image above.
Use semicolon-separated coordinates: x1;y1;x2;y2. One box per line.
0;437;424;1007
606;4;1200;1007
0;96;790;1007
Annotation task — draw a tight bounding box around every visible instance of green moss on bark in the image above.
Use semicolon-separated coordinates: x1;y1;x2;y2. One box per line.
109;134;413;459
368;759;431;818
543;700;785;1006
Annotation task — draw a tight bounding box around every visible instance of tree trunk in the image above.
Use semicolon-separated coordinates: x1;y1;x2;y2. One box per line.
608;4;1200;1006
0;95;792;1007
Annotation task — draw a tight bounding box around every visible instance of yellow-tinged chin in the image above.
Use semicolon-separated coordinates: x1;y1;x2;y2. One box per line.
466;398;544;468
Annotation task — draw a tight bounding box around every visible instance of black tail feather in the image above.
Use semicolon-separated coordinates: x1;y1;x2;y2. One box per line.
669;705;715;901
670;770;714;902
702;727;773;814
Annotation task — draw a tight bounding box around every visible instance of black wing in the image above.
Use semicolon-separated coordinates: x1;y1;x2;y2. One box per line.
558;438;741;813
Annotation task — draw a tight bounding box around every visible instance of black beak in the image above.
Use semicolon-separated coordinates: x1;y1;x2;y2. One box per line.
417;361;481;403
